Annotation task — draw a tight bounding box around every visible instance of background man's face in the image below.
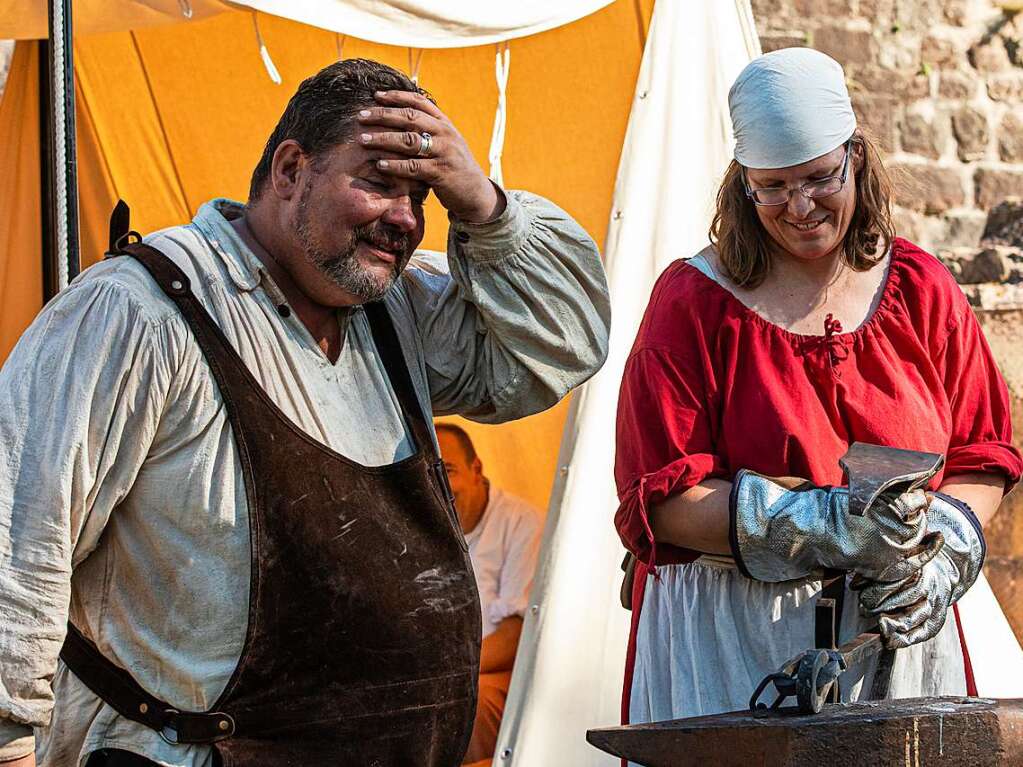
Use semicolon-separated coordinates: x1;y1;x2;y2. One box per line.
290;140;429;303
436;430;484;531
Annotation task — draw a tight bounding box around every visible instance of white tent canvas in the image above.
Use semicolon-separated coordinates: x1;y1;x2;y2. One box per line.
496;2;761;764
0;0;613;42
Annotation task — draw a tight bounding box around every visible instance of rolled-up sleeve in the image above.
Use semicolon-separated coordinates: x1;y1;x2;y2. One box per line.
614;347;728;566
937;299;1022;491
0;274;175;751
400;190;610;423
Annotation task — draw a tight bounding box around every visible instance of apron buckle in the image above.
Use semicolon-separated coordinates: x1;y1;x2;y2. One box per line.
159;709;236;744
159;710;182;745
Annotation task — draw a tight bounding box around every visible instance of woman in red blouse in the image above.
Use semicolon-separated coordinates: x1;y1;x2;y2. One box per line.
615;48;1022;728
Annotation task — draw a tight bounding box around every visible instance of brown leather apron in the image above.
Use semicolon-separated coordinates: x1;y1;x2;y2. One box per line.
61;237;481;766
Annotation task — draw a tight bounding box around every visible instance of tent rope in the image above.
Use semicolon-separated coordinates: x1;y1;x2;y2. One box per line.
252;12;282;85
48;0;71;290
488;42;510;186
177;0;193;20
407;47;424;84
336;33;346;60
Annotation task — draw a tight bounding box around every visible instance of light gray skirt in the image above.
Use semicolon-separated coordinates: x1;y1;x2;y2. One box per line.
628;555;967;728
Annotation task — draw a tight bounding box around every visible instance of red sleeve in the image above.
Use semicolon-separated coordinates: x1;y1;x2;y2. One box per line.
614;266;729;566
937;295;1022;492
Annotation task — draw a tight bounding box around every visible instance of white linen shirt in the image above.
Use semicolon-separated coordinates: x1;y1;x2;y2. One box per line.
465;487;543;639
0;192;609;766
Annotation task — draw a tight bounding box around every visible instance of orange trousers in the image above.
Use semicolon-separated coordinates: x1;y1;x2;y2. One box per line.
463;670;513;765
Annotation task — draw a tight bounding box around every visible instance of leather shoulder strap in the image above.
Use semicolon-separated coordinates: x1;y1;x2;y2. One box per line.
115;242;259;420
363;300;435;454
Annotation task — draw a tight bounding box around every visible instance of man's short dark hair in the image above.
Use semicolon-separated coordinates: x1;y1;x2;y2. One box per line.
248;58;430;202
435;422;478;464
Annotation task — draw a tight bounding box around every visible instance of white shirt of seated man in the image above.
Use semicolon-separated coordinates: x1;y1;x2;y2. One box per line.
436;424;542;673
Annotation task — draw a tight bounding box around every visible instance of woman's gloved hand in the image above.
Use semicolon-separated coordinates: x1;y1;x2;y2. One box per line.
730;470;942;583
856;492;985;649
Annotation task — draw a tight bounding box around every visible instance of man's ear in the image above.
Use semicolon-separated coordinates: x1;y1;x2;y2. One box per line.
471;456;484;479
270;140;306;201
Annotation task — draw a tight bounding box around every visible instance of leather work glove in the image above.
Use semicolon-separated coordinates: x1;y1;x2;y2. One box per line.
730;470;941;583
856;492;985;649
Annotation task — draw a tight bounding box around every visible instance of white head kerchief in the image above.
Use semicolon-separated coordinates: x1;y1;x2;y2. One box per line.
729;47;857;170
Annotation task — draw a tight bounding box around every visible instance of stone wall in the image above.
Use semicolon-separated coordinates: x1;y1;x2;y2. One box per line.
752;0;1023;640
751;0;1023;255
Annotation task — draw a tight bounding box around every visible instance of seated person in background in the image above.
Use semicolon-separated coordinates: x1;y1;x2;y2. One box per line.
435;422;543;766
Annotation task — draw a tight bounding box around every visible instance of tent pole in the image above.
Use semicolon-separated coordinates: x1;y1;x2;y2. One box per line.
40;0;80;301
38;39;56;300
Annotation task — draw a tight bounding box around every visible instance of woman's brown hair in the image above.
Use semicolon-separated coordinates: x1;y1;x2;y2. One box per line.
708;130;896;288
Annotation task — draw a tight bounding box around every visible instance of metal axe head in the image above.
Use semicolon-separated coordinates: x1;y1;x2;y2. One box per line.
838;442;945;516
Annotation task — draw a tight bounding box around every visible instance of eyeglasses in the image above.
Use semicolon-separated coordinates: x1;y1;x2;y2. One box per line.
743;140;853;207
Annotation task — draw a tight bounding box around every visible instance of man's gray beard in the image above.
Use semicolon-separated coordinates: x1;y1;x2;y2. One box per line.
295;194;405;303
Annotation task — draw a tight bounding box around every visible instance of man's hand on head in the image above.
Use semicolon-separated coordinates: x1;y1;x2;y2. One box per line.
357;90;506;224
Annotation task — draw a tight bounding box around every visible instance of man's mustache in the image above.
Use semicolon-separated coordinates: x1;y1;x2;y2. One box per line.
354;224;411;261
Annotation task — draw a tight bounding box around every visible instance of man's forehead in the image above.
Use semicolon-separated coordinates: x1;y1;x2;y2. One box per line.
437;430;471;461
436;429;460;452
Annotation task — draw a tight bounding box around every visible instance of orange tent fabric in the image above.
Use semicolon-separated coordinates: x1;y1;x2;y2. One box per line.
0;1;654;509
0;42;43;362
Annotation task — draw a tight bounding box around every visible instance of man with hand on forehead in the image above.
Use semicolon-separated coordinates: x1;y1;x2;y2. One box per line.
0;59;609;767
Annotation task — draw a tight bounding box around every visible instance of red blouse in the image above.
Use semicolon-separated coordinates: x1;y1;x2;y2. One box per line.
614;238;1023;567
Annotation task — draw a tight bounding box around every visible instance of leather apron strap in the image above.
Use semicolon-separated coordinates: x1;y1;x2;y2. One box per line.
60;624;235;744
363;301;437;457
363;300;456;509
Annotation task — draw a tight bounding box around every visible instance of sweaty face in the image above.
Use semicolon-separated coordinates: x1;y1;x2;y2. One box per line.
294;183;411;302
745;142;860;264
291;143;428;303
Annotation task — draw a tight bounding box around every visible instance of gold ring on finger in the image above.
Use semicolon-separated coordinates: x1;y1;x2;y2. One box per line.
416;131;433;157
